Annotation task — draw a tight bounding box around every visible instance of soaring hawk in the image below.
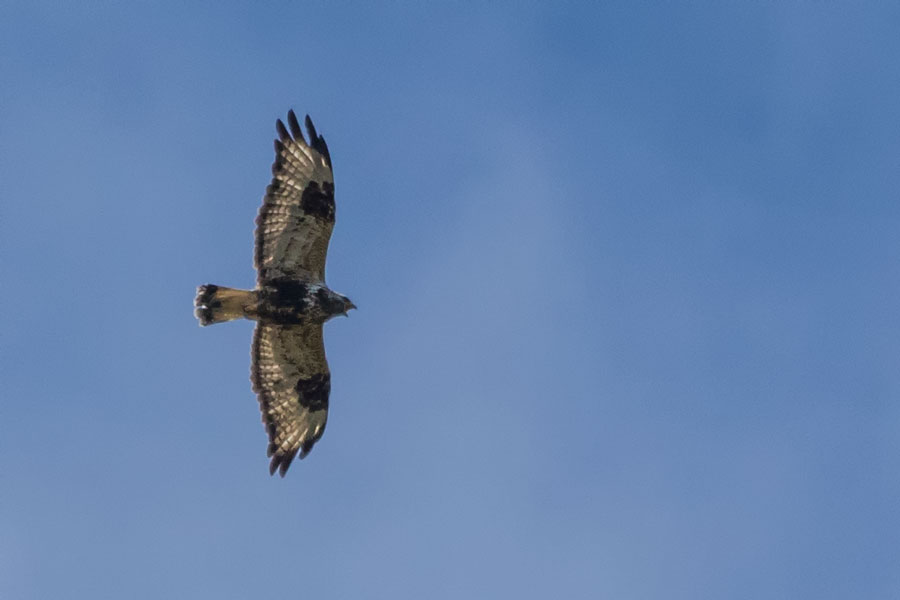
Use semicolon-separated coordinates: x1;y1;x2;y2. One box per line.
194;110;355;476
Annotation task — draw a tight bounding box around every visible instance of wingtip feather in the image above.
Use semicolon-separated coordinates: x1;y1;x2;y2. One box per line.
275;119;290;142
268;448;299;477
304;114;318;141
287;110;306;143
280;449;298;476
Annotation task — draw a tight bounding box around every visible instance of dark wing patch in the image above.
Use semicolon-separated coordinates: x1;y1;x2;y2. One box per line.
255;110;334;283
251;322;330;476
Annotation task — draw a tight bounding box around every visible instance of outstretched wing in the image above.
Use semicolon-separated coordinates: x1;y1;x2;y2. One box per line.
251;322;331;476
255;110;334;284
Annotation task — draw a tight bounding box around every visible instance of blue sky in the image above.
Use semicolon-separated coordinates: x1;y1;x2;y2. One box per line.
2;2;900;598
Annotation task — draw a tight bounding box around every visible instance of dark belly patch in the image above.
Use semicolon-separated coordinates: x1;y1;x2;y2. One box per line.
257;279;314;324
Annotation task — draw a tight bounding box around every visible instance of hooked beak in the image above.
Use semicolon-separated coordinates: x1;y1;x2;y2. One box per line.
342;301;357;316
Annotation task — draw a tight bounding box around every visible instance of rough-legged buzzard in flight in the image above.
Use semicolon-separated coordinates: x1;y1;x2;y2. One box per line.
195;110;355;476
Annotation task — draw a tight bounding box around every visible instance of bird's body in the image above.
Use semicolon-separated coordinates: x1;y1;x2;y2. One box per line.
194;110;354;476
196;279;351;327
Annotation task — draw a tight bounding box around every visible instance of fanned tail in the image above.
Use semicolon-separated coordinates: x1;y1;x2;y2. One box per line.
194;285;256;326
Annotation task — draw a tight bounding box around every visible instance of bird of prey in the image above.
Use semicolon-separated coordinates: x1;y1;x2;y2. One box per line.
194;110;355;476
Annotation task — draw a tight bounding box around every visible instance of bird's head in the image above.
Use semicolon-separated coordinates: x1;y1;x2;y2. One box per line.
338;295;357;317
318;287;356;318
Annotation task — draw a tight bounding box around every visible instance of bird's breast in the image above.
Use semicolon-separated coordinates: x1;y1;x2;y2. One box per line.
256;279;328;325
